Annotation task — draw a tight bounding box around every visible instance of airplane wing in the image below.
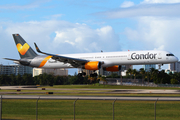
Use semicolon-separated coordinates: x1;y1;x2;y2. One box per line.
34;43;90;68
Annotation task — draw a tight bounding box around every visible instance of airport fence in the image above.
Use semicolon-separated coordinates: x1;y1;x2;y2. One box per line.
0;96;180;120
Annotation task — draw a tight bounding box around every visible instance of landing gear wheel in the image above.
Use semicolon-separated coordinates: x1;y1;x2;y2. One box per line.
78;73;82;76
78;72;86;77
82;72;86;76
90;73;98;77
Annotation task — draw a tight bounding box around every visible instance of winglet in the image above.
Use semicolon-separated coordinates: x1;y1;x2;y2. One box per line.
34;43;50;56
34;43;42;53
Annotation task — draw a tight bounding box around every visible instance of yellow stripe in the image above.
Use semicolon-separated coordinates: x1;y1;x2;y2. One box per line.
38;56;52;68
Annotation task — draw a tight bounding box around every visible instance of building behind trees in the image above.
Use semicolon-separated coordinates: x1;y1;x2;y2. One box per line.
33;68;68;77
0;64;32;75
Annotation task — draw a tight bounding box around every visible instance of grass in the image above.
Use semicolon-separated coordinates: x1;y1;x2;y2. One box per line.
2;99;180;120
1;84;180;119
41;84;180;90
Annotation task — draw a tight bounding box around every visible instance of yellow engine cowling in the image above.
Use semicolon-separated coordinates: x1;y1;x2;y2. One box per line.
103;65;121;72
83;61;101;70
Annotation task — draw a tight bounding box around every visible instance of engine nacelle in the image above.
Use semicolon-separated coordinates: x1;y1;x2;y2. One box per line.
103;65;121;72
83;61;101;70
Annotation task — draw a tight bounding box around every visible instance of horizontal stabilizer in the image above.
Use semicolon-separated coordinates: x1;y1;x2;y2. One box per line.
3;58;30;66
3;58;20;61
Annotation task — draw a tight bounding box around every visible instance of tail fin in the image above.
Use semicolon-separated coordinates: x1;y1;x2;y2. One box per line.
13;34;37;59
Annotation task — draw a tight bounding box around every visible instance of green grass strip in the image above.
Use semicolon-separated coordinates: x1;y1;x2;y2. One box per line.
2;99;180;120
42;84;180;90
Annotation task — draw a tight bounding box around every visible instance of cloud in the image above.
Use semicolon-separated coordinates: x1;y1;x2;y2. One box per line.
51;14;63;19
120;1;135;8
0;20;121;64
141;0;180;4
97;1;180;18
53;24;120;53
0;0;50;10
0;4;38;10
94;0;180;59
124;16;180;54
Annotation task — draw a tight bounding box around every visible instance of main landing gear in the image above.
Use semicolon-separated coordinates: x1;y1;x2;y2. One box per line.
77;70;98;77
90;73;98;77
78;72;86;76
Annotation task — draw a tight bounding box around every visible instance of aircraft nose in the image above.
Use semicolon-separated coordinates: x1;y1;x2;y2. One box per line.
174;56;179;62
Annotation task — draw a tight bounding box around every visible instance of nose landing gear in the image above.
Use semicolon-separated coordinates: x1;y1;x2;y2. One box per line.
158;64;163;70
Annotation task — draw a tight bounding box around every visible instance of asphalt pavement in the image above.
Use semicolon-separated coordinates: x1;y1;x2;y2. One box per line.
1;95;180;101
0;85;180;94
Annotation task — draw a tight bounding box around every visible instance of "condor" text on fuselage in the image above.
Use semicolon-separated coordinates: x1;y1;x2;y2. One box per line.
131;52;157;60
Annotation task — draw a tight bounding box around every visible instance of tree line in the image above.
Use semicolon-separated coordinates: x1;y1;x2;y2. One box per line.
0;73;93;86
124;68;179;84
0;68;179;85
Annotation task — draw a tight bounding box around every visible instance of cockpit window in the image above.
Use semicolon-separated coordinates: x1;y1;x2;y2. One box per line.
166;54;174;56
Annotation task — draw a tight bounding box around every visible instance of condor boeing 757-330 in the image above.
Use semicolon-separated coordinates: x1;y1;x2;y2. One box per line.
4;34;178;76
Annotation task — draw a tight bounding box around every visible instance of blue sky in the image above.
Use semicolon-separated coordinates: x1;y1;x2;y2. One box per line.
1;0;180;74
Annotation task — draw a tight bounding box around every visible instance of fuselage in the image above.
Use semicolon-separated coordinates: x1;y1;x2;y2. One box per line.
29;50;178;69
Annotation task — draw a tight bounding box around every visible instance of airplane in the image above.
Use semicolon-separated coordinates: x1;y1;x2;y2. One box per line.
4;34;178;76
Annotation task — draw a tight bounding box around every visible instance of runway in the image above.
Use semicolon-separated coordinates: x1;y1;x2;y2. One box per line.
0;86;180;94
1;86;180;101
1;95;180;101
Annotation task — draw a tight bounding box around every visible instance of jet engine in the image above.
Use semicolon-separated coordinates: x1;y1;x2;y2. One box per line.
103;65;121;72
83;61;101;70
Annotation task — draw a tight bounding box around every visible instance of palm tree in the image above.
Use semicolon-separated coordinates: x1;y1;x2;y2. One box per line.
160;70;165;84
126;68;133;82
150;68;155;80
150;68;158;83
145;71;150;84
139;68;145;84
132;69;138;83
120;70;123;85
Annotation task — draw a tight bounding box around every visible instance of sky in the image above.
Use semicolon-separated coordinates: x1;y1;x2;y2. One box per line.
1;0;180;75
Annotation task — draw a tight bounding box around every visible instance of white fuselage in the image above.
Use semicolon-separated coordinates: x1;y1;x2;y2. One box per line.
37;50;178;69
